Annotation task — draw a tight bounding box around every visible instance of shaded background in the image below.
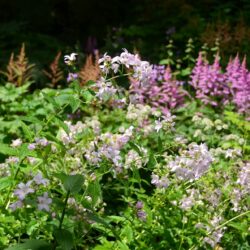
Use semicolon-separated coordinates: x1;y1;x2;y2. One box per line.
0;0;250;66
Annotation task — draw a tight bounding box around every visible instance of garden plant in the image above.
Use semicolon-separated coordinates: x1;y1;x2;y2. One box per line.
0;45;249;250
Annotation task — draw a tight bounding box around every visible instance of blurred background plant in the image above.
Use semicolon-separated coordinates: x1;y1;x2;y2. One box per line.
1;0;250;80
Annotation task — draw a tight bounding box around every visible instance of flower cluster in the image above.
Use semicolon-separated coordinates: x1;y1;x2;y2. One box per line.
151;173;170;188
126;103;152;126
231;162;250;211
10;172;51;212
226;56;250;116
179;188;203;210
190;53;231;106
67;73;78;82
130;66;186;113
191;53;250;116
124;148;148;170
98;49;152;85
154;113;176;132
10;138;22;148
167;143;213;181
27;137;50;151
94;77;118;101
196;215;226;248
84;126;134;174
58;121;87;145
135;201;147;221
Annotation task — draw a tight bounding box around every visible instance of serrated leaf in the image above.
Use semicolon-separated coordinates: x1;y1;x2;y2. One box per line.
20;121;33;141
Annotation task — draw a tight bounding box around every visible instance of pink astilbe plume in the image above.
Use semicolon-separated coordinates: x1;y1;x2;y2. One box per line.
129;65;186;113
190;53;231;106
226;55;250;116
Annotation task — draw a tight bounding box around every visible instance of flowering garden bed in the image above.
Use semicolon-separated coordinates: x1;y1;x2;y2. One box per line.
0;48;249;249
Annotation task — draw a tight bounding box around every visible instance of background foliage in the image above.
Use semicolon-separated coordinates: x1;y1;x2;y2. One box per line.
1;0;250;67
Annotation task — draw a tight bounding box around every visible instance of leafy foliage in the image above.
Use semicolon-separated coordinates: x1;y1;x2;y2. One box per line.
0;48;249;250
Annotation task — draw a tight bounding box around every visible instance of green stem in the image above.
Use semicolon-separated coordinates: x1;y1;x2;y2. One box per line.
59;190;70;230
105;73;132;82
178;217;186;250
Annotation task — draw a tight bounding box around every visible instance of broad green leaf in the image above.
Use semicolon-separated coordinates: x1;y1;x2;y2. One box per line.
54;229;74;250
63;174;84;194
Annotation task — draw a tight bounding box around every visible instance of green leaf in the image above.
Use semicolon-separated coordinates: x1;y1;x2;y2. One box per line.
68;95;80;113
180;68;191;76
107;216;126;224
18;144;37;160
0;144;18;156
159;59;169;65
54;94;71;106
54;172;67;182
82;90;94;103
93;241;115;250
87;213;121;240
63;174;84;194
54;229;74;250
54;117;70;134
121;225;133;243
19;116;43;124
5;239;50;250
20;121;33;141
86;181;102;206
117;241;130;250
42;92;60;109
228;221;248;232
0;177;12;191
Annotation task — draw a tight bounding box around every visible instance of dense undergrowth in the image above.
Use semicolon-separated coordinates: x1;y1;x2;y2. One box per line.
0;48;249;250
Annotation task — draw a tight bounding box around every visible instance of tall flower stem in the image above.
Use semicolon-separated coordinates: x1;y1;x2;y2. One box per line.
59;190;70;230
